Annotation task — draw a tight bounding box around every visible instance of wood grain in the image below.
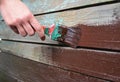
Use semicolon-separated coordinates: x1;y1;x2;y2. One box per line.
0;41;120;81
22;0;114;14
0;3;120;50
0;0;114;20
0;52;109;82
0;1;119;82
0;70;18;82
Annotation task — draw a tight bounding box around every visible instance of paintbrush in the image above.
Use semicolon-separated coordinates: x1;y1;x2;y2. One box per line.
43;24;81;48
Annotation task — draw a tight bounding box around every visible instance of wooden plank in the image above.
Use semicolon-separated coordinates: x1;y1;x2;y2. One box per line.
22;0;114;14
0;41;120;81
0;52;109;82
0;0;115;20
0;3;120;50
0;69;18;82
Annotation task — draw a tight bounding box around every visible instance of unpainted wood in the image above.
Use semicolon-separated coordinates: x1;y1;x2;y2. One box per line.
0;52;109;82
0;0;114;15
0;41;120;81
0;3;120;50
0;70;18;82
0;0;114;20
23;0;114;14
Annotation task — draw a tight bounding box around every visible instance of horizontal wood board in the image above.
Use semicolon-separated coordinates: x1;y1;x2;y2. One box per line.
0;70;18;82
22;0;114;14
0;52;110;82
0;1;120;82
0;0;114;19
0;3;120;50
0;0;115;20
0;41;120;81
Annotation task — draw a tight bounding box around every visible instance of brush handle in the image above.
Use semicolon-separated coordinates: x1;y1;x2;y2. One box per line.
44;24;62;41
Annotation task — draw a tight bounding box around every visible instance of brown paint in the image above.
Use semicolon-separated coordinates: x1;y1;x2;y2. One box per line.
0;40;119;81
0;2;119;82
0;3;120;50
58;25;81;48
0;52;109;82
34;46;120;82
59;20;120;49
78;21;120;50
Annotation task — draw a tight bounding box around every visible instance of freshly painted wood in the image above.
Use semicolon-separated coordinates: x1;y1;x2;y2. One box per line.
0;52;109;82
0;41;120;81
0;3;120;50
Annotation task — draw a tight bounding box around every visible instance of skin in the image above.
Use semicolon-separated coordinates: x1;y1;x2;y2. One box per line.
0;0;45;40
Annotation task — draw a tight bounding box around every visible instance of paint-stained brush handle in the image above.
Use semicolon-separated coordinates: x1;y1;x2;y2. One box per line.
44;24;81;48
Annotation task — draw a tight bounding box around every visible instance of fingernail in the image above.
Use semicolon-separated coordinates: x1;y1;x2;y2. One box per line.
41;36;45;41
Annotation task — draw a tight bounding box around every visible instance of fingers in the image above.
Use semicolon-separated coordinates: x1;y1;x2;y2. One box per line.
10;26;19;34
17;24;27;37
8;15;45;41
10;22;35;37
29;16;45;40
22;22;35;36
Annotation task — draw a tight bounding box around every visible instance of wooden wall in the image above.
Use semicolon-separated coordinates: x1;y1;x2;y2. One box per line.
0;0;120;82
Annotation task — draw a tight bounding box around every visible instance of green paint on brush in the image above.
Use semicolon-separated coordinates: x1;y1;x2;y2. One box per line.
44;24;62;40
51;24;61;40
44;28;49;36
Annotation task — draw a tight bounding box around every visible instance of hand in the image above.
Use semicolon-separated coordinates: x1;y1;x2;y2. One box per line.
0;0;45;40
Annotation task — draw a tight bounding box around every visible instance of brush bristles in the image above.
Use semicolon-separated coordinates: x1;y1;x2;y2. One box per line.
57;25;81;48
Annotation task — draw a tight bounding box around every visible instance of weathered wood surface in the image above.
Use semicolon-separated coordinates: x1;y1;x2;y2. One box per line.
23;0;114;14
0;0;114;20
0;41;120;81
0;3;120;50
0;52;110;82
0;70;18;82
0;1;120;82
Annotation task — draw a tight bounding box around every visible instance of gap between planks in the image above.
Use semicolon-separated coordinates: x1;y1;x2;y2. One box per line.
0;40;120;81
1;39;120;53
0;51;112;82
34;0;120;16
0;3;120;50
0;0;119;21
